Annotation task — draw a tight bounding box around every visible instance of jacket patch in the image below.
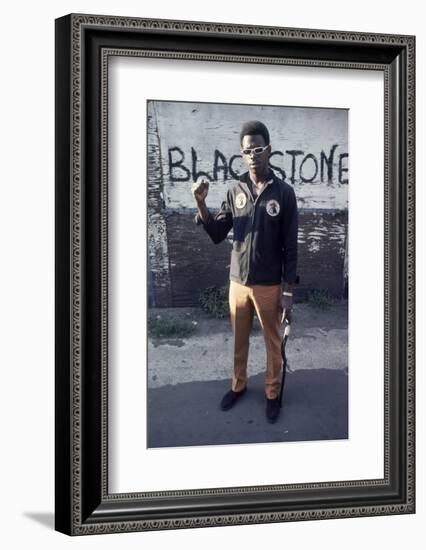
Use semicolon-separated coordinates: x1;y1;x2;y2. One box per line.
235;192;247;209
266;199;280;217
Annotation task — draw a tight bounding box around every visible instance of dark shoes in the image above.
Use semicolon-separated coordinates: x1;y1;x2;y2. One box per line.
220;387;281;423
220;387;247;410
266;397;281;423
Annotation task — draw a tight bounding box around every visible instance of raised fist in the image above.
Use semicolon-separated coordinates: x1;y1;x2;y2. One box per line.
191;176;209;205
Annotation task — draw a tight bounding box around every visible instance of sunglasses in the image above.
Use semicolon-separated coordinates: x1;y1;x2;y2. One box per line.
240;145;269;156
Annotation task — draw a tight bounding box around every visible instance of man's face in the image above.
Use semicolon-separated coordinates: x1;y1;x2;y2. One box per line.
241;134;271;177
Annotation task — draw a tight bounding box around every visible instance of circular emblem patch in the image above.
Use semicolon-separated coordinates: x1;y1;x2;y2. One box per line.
266;199;280;217
235;192;247;209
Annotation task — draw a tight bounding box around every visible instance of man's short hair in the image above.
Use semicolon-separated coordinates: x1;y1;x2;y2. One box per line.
240;120;270;146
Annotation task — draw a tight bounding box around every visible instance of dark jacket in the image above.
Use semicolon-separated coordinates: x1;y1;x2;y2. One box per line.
195;170;298;286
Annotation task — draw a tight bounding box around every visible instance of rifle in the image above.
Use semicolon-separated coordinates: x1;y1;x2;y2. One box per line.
279;314;291;408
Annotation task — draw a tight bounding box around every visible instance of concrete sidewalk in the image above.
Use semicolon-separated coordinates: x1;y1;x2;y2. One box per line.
147;302;348;448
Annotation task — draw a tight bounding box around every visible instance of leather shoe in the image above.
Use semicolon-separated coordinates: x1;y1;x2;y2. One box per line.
266;397;280;423
220;387;247;411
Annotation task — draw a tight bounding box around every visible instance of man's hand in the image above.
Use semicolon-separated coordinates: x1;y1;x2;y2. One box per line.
191;176;209;205
280;293;293;323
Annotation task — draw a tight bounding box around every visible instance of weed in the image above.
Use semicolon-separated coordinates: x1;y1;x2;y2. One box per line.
148;316;196;338
199;285;229;319
307;288;333;309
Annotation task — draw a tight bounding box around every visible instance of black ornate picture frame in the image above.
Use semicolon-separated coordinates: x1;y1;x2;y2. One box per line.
55;13;415;535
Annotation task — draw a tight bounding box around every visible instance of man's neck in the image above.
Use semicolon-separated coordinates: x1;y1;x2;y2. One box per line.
249;169;270;186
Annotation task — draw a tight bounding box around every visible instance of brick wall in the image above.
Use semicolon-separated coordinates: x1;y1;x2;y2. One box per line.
147;100;348;307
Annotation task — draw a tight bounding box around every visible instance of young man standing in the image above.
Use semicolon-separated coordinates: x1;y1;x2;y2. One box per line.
192;120;298;423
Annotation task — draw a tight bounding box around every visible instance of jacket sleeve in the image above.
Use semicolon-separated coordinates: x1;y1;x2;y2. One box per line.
194;190;233;245
281;185;298;284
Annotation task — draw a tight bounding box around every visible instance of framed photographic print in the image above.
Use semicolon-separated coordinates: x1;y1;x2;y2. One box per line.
55;13;415;535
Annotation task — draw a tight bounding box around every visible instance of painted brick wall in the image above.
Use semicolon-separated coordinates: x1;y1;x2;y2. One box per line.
147;101;348;307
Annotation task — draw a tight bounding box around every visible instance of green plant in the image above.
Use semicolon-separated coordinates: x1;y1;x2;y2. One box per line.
148;316;196;338
307;288;333;309
199;284;230;319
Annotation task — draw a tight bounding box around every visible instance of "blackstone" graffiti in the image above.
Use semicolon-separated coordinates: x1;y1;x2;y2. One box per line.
168;145;348;185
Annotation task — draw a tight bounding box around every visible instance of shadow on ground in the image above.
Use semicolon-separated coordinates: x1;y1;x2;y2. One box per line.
147;369;348;448
23;512;54;530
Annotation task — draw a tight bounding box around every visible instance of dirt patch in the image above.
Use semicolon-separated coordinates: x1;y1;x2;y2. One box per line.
148;302;348;342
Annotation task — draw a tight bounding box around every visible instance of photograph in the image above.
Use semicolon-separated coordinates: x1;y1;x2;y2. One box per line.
147;100;349;447
53;11;415;536
0;0;420;546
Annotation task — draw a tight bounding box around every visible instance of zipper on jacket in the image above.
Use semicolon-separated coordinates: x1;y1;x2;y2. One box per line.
244;179;273;284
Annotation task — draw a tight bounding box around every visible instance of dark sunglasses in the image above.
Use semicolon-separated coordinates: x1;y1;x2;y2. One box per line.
240;145;269;156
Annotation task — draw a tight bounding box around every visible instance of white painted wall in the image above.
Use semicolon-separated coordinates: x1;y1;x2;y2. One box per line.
150;100;348;209
0;1;423;549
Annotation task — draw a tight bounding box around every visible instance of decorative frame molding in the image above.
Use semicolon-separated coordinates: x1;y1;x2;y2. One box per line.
55;13;415;535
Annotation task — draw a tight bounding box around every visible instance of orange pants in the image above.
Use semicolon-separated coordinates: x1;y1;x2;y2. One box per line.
229;281;282;399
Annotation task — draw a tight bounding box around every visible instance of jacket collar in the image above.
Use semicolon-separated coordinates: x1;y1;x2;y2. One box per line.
240;170;275;197
240;169;275;186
